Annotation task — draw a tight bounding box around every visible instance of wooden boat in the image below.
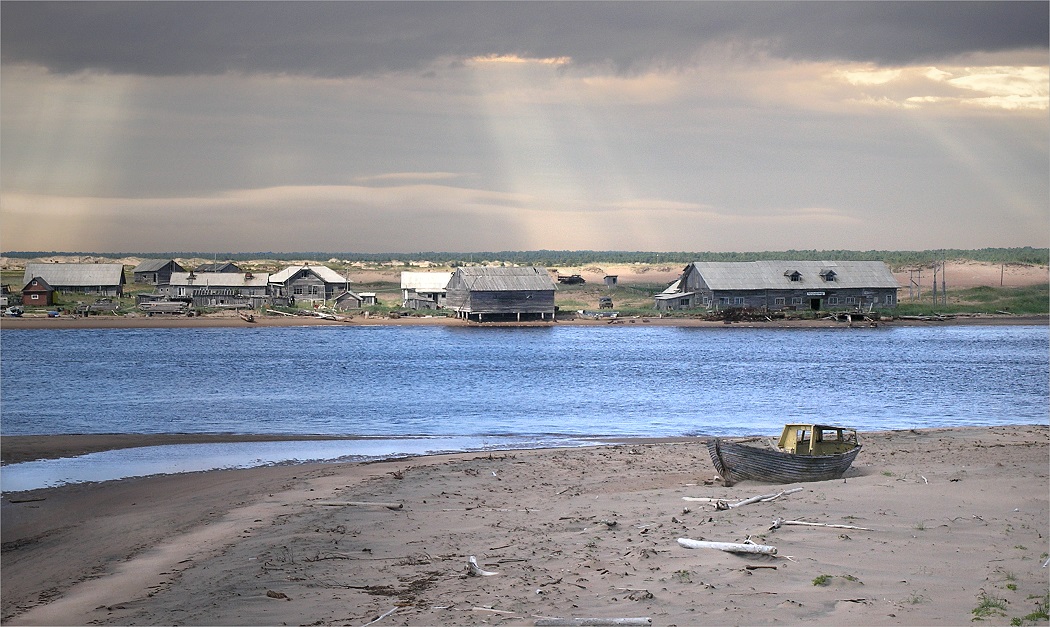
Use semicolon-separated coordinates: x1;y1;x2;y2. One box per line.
707;424;861;486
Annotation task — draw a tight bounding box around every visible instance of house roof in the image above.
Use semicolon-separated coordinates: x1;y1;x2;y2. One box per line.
22;276;54;292
454;266;555;291
169;272;270;288
196;262;240;273
401;271;453;292
269;265;349;285
688;261;900;290
23;263;125;287
132;259;176;273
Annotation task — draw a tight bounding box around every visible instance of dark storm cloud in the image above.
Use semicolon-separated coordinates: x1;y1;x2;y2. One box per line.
2;1;1047;77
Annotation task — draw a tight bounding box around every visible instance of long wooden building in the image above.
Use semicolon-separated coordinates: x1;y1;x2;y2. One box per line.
445;266;556;322
655;260;900;312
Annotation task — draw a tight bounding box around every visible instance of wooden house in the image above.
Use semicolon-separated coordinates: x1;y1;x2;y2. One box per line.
445;266;556;322
333;289;365;311
655;261;899;312
132;259;185;285
164;271;270;309
22;263;126;297
401;271;453;310
20;276;55;307
268;265;351;306
195;262;242;273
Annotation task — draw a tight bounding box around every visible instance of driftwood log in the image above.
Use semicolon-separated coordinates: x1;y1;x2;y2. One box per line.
310;501;403;510
769;518;874;531
534;619;653;626
468;555;498;576
677;538;778;555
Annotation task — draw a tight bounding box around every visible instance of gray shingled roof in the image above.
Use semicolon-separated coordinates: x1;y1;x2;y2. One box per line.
269;265;349;285
169;272;270;288
456;267;555;291
132;259;175;273
23;263;125;287
691;261;900;290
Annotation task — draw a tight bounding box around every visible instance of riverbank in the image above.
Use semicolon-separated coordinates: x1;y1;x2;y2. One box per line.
1;311;1046;330
2;425;1047;625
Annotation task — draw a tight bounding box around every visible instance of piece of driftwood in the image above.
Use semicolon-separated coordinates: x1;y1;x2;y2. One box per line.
745;564;778;570
360;606;400;627
534;619;652;626
769;518;874;531
683;487;803;510
727;487;804;509
311;501;403;510
677;538;778;555
468;555;498;576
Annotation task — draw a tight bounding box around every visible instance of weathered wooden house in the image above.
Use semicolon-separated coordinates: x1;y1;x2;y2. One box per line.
20;276;55;307
445;266;556;322
333;290;365;311
655;261;899;312
196;262;242;273
268;265;351;306
132;259;185;285
164;271;270;309
22;263;126;297
400;271;453;310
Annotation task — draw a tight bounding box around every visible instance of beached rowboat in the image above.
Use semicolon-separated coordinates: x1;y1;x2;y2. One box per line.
707;424;861;486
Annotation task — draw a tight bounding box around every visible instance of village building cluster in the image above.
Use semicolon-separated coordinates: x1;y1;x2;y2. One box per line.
8;259;900;321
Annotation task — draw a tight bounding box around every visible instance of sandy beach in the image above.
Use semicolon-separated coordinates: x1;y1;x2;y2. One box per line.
2;425;1047;626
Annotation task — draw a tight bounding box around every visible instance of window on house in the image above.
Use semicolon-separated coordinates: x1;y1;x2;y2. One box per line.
821;270;837;282
309;285;320;295
791;297;802;305
774;297;785;305
719;297;730;305
31;294;39;300
733;297;744;305
845;296;857;305
828;297;840;305
293;287;304;295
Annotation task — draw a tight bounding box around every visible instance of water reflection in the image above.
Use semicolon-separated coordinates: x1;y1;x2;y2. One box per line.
1;436;594;493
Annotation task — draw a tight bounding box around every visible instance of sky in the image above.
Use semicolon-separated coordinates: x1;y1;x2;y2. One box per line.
1;1;1047;254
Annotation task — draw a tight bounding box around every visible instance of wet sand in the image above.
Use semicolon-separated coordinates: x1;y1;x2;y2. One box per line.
2;425;1047;625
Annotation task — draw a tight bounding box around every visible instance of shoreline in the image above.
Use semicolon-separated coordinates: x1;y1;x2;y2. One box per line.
1;425;1046;625
2;311;1046;330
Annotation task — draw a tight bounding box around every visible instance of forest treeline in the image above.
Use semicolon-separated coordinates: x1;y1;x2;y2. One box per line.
4;247;1048;269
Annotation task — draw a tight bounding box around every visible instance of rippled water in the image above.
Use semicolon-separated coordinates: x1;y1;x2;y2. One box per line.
2;324;1046;490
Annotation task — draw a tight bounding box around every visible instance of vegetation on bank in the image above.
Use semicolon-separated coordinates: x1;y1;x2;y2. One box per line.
3;247;1048;269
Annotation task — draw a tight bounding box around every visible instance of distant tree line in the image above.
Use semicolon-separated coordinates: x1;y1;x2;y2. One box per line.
4;247;1047;269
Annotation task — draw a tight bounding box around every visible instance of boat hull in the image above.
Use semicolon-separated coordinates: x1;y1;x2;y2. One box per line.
707;438;861;486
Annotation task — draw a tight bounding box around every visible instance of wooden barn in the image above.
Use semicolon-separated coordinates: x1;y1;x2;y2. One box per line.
22;263;126;297
445;266;556;322
20;276;55;307
164;271;270;309
655;261;899;312
132;259;185;285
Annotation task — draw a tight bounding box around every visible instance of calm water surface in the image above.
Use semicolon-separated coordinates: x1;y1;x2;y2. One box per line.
2;324;1046;489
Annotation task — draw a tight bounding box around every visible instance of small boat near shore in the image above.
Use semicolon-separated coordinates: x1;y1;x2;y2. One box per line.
707;424;861;486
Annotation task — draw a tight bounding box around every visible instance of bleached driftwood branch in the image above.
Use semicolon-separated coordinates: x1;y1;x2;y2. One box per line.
769;518;874;531
677;538;777;555
311;501;403;510
534;619;653;626
683;487;803;510
468;555;498;576
359;606;399;627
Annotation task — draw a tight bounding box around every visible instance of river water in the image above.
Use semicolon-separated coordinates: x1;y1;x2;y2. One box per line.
2;324;1046;490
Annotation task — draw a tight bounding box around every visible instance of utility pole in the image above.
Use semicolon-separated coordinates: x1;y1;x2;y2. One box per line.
932;264;938;304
